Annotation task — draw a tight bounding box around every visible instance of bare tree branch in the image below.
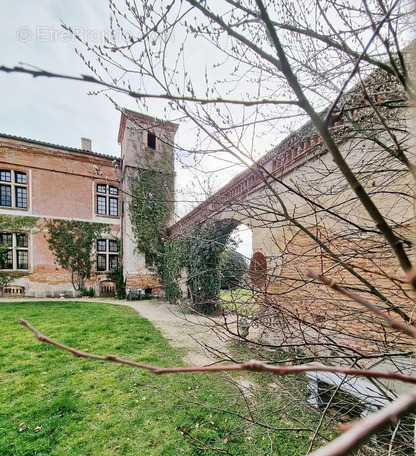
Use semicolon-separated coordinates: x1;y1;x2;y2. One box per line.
309;392;416;456
306;269;416;338
0;65;298;107
19;318;416;384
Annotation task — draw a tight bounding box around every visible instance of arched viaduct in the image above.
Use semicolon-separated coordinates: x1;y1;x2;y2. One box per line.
168;113;392;283
168;74;412;299
167;78;414;362
169;120;329;267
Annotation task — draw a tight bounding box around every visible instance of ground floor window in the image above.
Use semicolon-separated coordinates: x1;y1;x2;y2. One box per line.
96;239;119;272
0;232;28;270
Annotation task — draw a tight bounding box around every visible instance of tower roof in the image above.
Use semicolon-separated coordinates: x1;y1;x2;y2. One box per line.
117;109;179;144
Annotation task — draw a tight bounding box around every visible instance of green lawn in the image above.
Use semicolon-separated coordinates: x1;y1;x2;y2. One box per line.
220;288;258;316
0;301;318;455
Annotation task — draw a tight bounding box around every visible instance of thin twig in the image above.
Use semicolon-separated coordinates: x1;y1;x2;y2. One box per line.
309;392;416;456
306;269;416;338
387;418;401;456
19;319;416;383
0;65;297;107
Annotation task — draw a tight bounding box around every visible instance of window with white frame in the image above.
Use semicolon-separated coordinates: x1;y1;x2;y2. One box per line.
0;233;28;270
96;239;119;272
96;184;119;217
0;170;27;209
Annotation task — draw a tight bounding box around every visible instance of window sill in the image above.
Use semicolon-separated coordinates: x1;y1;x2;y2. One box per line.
0;206;28;211
96;214;120;219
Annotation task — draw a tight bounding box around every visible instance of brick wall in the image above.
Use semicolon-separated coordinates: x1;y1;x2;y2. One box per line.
258;229;415;360
0;138;123;295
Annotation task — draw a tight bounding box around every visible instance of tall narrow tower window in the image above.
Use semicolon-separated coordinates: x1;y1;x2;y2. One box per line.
147;132;156;150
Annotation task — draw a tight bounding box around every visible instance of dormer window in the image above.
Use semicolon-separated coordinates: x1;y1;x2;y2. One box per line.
147;132;156;150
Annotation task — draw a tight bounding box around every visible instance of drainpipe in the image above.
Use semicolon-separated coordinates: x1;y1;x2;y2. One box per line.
119;156;124;290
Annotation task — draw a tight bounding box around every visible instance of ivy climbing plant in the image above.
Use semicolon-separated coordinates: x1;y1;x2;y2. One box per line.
46;220;109;291
163;220;236;315
0;215;38;293
127;165;237;314
160;238;183;303
0;215;38;232
183;220;236;314
128;168;174;271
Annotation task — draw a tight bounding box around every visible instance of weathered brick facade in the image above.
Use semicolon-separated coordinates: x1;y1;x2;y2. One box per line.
0;110;177;297
169;68;414;361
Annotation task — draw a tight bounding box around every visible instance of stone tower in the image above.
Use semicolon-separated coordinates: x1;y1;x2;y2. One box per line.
118;109;178;294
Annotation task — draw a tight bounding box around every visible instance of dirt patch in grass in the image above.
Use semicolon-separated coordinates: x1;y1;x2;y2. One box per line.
121;299;230;366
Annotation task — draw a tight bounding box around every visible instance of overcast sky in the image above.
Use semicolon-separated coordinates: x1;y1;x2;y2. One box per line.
0;0;132;155
0;1;253;256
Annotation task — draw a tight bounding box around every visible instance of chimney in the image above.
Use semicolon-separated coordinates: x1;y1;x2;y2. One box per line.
81;137;92;151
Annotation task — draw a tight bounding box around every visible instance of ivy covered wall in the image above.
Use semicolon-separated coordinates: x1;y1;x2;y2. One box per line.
119;110;178;291
45;219;109;291
128;168;175;270
161;220;236;314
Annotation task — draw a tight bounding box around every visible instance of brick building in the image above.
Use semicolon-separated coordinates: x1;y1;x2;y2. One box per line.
0;110;177;297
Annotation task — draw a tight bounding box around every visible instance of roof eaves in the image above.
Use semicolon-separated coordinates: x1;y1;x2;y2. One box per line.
0;133;120;161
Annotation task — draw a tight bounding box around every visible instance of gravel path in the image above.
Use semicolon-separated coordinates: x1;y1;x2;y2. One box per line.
121;299;229;366
121;300;255;394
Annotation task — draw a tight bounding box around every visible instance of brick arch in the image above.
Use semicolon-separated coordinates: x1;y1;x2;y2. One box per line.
213;218;239;231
